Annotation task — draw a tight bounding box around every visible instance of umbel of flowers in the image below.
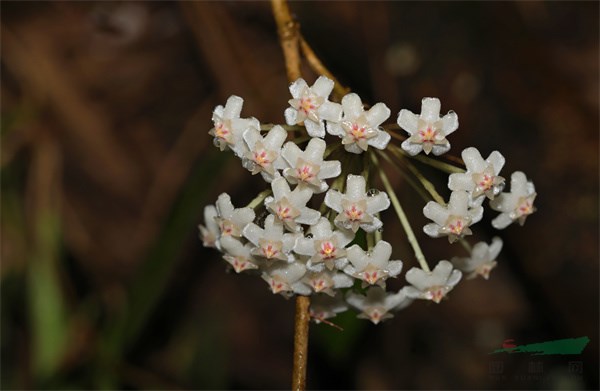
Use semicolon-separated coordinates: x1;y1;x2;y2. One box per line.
199;76;537;325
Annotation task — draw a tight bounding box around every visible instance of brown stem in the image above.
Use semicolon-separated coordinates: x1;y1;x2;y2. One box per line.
292;295;310;391
271;0;301;81
299;36;350;100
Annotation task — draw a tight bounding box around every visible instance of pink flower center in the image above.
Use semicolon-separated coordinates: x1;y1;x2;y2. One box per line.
344;204;364;221
349;123;367;141
319;241;336;259
214;123;230;141
253;150;270;166
299;97;316;115
447;218;466;235
418;126;437;143
261;243;279;259
296;165;315;182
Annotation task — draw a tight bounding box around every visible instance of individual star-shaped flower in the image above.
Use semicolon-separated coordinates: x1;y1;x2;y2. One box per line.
326;93;391;154
284;76;343;138
261;262;310;297
452;237;503;280
343;240;403;288
264;177;321;232
198;204;220;249
309;293;348;324
281;138;341;193
242;125;288;183
215;193;256;239
397;97;458;156
423;191;483;243
403;260;462;303
220;235;261;273
346;287;412;324
489;171;537;229
242;214;300;263
293;217;354;272
448;147;506;204
209;95;259;157
302;269;354;296
324;174;390;233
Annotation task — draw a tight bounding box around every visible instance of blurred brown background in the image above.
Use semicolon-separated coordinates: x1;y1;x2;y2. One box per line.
1;1;598;390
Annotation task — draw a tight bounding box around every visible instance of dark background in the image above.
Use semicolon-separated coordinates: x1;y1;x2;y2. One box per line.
1;1;598;389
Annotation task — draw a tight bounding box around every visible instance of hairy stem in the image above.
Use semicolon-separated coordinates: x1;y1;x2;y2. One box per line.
292;296;310;391
271;0;301;81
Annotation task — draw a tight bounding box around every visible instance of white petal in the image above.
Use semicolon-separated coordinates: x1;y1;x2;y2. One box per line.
231;208;255;229
487;151;505;174
489;193;519;212
346;244;368;271
271;177;291;200
366;192;390;214
441;111;459;135
319;101;343;122
446;269;462;288
400;139;423;156
297;207;321;226
285;107;299;125
242;223;263;246
489;237;503;259
423;223;441;238
431;260;453;285
461;147;486;173
368;130;391;150
420;97;441;122
324;190;343;212
344;143;363;154
220;235;244;255
370;241;392;266
346;175;366;200
361;217;383;233
469;205;484;224
289;78;308;99
243;128;261;150
305;138;327;162
304;119;326;138
366;103;391;126
402;286;427;300
281;141;302;167
470;241;489;262
448;173;475;192
448;191;470;216
341;93;363;119
216;193;234;217
510;171;529;196
332;273;354;288
223;95;243;119
423;201;448;225
264;125;288;150
203;205;219;232
294;237;314;256
491;213;514;229
405;267;431;291
326;123;345;137
311;76;334;97
283;233;301;252
319;161;342;180
291;282;312;296
431;142;451;156
310;217;333;238
387;260;403;277
397;110;418;134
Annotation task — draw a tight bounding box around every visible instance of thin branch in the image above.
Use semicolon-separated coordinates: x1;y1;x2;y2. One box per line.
271;0;301;81
292;295;310;391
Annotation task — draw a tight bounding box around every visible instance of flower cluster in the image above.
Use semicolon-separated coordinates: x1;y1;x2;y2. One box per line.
199;76;536;325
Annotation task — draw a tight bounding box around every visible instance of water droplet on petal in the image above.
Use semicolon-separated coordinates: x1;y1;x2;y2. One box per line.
242;158;255;171
213;138;221;147
377;227;384;233
367;188;380;197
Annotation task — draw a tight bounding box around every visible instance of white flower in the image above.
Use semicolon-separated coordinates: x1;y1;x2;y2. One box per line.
302;269;354;296
404;260;462;303
242;125;288;183
262;262;309;297
281;138;341;193
343;240;403;288
220;236;261;273
448;147;506;203
209;95;259;157
346;287;412;324
324;174;390;233
264;177;321;232
242;214;300;263
198;204;220;249
397;97;458;156
215;193;256;239
490;171;537;229
284;76;343;138
293;217;354;272
423;191;483;243
452;237;502;280
310;293;348;324
326;93;391;154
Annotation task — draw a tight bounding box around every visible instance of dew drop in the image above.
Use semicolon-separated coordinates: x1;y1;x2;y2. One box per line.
213;138;221;147
242;158;256;171
367;188;380;197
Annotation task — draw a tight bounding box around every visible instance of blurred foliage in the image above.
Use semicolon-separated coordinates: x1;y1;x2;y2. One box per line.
1;1;598;390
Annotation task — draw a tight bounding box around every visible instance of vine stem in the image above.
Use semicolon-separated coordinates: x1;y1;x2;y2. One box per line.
271;1;310;390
